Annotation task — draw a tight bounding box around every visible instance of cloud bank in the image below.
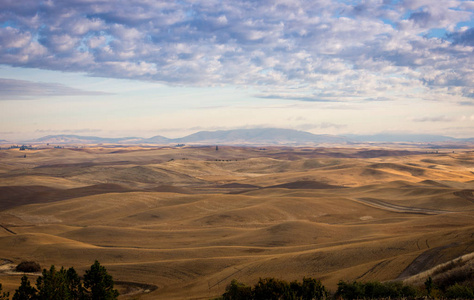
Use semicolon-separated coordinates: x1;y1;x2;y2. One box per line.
0;78;109;100
0;0;473;102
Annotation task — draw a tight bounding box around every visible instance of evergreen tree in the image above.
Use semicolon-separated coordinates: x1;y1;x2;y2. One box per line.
13;275;37;300
82;261;118;300
36;265;71;300
65;267;82;300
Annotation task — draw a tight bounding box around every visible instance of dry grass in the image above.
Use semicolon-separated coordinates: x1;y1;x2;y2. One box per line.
0;146;473;299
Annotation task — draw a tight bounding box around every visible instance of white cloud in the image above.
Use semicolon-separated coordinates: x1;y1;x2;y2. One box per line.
0;27;31;48
413;115;457;122
102;61;158;77
0;0;472;104
87;35;107;49
0;78;110;100
48;34;79;52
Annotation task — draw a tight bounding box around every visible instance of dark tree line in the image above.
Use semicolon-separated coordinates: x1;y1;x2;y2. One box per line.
216;277;474;300
2;260;118;300
4;260;473;299
218;277;327;300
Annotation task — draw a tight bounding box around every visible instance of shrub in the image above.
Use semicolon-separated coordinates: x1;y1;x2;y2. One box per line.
253;278;290;300
221;277;328;300
445;283;474;299
15;261;41;273
301;277;327;300
401;283;417;298
335;281;365;300
335;280;417;299
223;279;252;300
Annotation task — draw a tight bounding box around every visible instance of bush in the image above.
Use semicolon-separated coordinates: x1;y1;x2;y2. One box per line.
253;278;290;300
15;261;41;273
335;280;365;300
300;277;327;300
401;283;417;298
223;279;252;300
220;277;328;300
336;280;417;299
445;283;474;299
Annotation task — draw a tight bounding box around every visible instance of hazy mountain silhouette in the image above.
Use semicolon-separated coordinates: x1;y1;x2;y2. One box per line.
12;129;474;145
31;135;145;144
172;128;346;145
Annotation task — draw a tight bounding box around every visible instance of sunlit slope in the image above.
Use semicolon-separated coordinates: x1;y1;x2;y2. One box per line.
0;147;473;299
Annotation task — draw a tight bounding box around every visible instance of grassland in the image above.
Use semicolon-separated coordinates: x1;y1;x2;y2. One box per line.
0;145;473;299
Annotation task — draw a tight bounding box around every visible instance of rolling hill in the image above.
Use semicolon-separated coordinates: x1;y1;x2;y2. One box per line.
0;146;473;299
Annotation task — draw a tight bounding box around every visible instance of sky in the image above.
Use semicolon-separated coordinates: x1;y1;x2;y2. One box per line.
0;0;473;141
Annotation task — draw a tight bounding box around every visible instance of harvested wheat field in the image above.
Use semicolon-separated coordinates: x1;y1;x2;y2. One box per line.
0;146;473;299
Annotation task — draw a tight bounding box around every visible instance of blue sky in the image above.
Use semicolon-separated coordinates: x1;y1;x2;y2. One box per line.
0;0;473;140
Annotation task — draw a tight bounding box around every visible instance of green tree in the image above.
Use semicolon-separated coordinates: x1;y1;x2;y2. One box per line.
82;261;118;300
223;279;252;300
35;266;82;300
36;265;71;300
335;281;364;300
289;280;302;299
253;278;289;300
0;283;10;300
65;267;82;300
13;275;37;300
301;277;327;300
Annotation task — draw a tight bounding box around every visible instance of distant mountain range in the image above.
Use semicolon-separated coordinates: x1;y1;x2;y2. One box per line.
3;128;474;146
170;128;346;145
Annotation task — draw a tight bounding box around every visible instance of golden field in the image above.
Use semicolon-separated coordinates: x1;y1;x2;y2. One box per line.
0;145;473;299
